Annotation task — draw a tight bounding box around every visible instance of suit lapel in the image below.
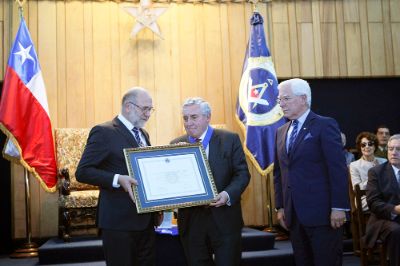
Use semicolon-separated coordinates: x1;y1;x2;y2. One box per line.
208;131;220;172
386;163;400;193
139;128;151;146
281;123;291;157
112;117;138;147
290;111;316;156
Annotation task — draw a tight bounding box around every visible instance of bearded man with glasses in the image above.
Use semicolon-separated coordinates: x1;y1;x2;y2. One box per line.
76;87;159;266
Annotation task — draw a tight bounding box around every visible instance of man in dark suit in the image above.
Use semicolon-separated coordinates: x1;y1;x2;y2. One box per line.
366;134;400;266
273;78;349;266
76;87;157;266
375;125;391;158
171;97;250;266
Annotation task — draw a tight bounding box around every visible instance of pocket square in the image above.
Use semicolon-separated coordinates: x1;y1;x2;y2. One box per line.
304;132;313;140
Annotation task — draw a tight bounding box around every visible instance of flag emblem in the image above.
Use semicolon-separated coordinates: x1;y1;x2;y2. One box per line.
236;12;285;175
0;17;57;192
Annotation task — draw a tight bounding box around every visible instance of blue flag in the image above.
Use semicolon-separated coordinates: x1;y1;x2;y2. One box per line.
236;12;285;176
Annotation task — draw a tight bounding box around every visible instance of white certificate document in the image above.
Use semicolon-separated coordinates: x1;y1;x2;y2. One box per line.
138;153;206;201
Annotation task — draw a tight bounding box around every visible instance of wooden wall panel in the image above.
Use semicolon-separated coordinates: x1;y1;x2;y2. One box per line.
344;0;360;23
382;0;394;74
321;23;339;76
319;0;336;23
83;1;95;126
391;0;400;22
335;0;348;76
287;2;300;76
344;23;363;76
392;23;400;75
56;1;67;128
204;5;224;124
93;2;114;123
66;1;86;127
298;23;316;76
37;0;58;237
1;0;399;238
367;0;382;22
219;4;233;129
272;23;291;77
153;4;181;146
369;23;387;75
359;0;371;75
226;3;246;120
0;21;3;80
295;1;312;23
0;0;4;77
179;5;200;104
311;1;323;77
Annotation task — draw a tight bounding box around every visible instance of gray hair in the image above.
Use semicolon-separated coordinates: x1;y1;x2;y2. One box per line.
388;134;400;143
278;78;312;107
182;97;211;117
121;87;148;106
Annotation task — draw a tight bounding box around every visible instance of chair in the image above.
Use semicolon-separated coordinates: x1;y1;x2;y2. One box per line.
348;174;360;255
55;128;99;241
354;184;387;266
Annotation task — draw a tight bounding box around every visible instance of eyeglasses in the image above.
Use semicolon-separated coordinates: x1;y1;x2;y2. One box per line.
360;141;374;148
128;102;155;114
388;146;400;153
277;96;294;104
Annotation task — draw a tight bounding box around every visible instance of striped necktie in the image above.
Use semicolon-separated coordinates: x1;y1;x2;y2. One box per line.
132;127;144;147
288;120;299;154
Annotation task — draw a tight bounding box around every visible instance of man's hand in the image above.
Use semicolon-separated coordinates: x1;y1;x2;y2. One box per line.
118;175;138;203
276;209;288;231
330;210;346;229
210;191;229;207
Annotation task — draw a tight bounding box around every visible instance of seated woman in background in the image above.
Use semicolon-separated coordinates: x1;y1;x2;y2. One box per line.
349;132;386;211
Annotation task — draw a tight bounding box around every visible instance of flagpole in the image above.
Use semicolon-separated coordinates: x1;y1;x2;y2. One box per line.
263;173;289;241
10;169;38;258
265;172;274;229
9;0;39;258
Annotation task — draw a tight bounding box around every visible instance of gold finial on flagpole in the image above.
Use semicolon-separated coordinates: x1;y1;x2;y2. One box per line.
15;0;26;18
249;0;259;12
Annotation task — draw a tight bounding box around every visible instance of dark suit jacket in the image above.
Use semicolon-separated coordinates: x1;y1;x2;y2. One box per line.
76;117;153;231
274;111;349;227
365;162;400;247
171;129;250;235
374;147;387;159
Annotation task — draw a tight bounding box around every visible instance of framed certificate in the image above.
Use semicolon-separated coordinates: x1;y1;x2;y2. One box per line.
124;143;218;213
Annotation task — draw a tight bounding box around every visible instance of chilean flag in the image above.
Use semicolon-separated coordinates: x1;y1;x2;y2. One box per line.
0;17;57;192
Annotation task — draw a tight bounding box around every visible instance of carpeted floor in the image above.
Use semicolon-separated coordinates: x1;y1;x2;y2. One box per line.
0;241;362;266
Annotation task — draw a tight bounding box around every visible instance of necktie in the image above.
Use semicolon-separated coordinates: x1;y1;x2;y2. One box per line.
132;127;144;147
288;120;299;154
397;170;400;188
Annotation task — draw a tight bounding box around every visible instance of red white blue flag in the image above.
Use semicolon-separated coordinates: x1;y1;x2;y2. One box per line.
236;12;285;175
0;17;57;192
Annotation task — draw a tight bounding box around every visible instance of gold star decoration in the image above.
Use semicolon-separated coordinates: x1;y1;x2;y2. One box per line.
124;0;168;39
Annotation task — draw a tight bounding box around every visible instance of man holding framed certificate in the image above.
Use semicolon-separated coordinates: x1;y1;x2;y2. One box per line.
171;97;251;266
76;87;158;266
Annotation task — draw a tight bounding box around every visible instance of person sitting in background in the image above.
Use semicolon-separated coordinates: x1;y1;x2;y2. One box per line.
375;125;390;158
341;132;355;166
350;132;386;210
365;134;400;266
